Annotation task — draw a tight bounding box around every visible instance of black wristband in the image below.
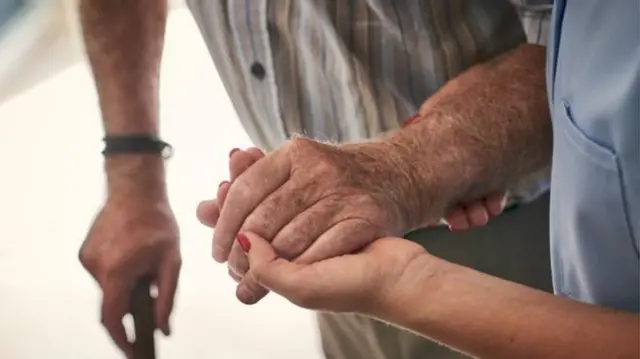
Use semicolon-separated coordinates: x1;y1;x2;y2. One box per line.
102;135;173;158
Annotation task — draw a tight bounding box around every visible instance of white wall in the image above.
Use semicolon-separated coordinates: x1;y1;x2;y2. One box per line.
0;6;323;359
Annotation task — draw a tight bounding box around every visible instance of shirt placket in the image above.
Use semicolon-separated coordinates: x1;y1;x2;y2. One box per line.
228;0;287;149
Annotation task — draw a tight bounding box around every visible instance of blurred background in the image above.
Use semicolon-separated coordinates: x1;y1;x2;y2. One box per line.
0;0;322;358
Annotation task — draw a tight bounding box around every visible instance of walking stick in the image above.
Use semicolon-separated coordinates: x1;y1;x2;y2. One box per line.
131;277;156;359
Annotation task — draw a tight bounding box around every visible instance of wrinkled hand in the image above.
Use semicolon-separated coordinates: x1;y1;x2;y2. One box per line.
202;137;417;305
79;195;181;359
197;145;506;305
238;231;430;316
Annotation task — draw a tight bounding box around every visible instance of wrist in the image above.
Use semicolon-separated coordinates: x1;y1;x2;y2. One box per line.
386;112;470;229
373;253;450;327
339;140;423;234
105;154;168;201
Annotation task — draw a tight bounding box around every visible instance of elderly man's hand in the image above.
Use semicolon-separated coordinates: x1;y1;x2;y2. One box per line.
198;144;506;305
79;181;181;359
206;137;416;304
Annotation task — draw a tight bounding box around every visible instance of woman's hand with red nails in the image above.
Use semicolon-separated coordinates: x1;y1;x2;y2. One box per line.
240;232;432;317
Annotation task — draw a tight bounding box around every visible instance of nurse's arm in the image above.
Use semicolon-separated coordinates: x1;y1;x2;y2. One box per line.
377;254;640;359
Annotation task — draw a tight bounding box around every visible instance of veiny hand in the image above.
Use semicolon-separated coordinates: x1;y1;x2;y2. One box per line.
237;231;432;316
197;145;507;305
79;194;181;359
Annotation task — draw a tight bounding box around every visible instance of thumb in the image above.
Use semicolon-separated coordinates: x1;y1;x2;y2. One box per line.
239;232;307;297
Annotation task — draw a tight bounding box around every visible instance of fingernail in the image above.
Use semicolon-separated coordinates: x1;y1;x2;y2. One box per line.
229;148;240;158
236;233;251;253
219;180;229;189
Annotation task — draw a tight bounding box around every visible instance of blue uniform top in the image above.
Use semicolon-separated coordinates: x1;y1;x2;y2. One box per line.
547;0;640;312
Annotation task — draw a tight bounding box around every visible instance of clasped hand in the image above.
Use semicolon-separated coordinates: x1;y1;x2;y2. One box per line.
198;137;505;309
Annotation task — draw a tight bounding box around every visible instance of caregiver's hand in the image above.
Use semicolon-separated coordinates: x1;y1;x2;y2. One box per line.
238;231;431;316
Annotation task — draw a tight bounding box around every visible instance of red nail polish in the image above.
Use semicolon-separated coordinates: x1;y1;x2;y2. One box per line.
219;180;230;189
236;233;251;252
229;148;240;158
403;114;421;127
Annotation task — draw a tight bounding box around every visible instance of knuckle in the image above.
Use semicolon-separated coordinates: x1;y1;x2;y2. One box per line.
242;210;271;236
275;234;308;260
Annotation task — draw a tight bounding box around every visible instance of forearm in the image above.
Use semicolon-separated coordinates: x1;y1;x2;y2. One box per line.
379;255;640;359
79;0;168;196
387;44;552;228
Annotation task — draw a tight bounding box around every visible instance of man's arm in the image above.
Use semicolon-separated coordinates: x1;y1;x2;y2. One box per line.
78;1;181;357
381;255;640;359
80;0;168;195
383;43;551;229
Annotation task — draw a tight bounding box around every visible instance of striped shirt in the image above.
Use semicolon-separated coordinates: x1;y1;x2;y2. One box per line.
187;0;553;203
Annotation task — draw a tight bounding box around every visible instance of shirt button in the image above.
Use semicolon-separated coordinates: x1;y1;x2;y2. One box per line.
250;62;266;80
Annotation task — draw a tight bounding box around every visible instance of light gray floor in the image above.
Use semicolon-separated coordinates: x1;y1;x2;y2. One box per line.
0;9;323;359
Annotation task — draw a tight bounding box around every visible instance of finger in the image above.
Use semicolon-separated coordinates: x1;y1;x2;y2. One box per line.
214;148;291;262
228;267;242;283
485;193;507;217
464;201;490;228
229;148;264;180
154;254;182;336
238;174;330;247
228;196;340;277
197;199;219;228
229;243;270;305
236;274;270;305
101;280;135;358
270;199;343;260
295;218;378;264
241;232;310;298
216;180;232;210
243;232;376;310
196;181;231;228
232;199;334;305
228;241;250;276
245;147;266;160
443;207;470;232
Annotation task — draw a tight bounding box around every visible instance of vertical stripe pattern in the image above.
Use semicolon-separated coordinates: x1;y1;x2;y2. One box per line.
187;0;553;202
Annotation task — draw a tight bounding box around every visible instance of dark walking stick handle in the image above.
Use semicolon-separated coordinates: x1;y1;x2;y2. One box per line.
131;277;156;359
